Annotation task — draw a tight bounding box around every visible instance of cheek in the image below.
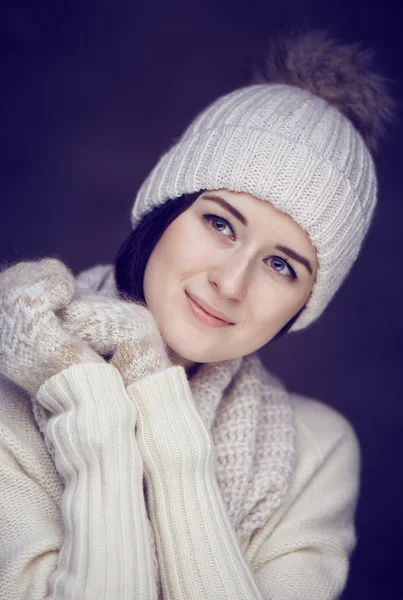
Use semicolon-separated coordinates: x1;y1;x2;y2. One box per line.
159;217;212;276
143;218;203;306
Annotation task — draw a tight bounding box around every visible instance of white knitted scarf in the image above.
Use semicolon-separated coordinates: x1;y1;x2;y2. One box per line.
33;264;296;546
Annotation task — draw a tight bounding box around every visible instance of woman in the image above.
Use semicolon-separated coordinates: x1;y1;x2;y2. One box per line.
0;31;393;599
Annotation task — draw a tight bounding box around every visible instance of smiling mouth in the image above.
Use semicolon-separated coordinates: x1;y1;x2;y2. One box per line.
185;292;234;328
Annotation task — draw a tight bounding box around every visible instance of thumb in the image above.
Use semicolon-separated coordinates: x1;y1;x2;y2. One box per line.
57;294;119;358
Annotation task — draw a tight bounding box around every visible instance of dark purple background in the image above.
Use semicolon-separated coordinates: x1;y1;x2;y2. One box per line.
1;1;402;598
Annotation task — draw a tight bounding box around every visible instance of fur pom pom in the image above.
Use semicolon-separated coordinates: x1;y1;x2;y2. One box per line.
254;29;395;153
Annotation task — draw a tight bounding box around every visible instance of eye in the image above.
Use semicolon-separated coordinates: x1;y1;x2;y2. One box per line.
268;256;297;280
202;214;297;281
202;214;235;239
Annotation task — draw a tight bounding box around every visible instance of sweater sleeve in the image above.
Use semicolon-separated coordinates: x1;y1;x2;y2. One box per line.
126;366;265;600
0;363;157;600
246;396;361;600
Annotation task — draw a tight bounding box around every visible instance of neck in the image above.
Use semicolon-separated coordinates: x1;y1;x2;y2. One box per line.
167;347;200;377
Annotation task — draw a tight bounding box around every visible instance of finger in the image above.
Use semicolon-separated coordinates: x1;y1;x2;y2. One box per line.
58;295;154;358
31;259;75;311
41;310;104;362
58;297;120;356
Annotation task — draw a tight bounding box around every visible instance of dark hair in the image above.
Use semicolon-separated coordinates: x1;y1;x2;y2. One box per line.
115;192;304;340
115;192;201;303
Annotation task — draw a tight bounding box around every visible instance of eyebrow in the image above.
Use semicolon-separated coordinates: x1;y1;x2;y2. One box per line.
275;245;313;275
201;193;313;276
201;194;248;226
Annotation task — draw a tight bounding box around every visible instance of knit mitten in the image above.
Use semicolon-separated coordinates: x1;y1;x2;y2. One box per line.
58;293;172;387
0;258;104;396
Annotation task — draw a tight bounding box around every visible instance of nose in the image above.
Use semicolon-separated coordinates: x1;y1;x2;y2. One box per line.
208;252;253;301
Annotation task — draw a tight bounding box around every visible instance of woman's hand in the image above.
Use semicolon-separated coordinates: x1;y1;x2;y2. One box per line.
58;293;172;386
0;258;103;396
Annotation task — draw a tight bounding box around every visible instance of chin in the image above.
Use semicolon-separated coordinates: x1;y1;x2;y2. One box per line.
172;344;222;364
159;317;247;364
166;336;240;365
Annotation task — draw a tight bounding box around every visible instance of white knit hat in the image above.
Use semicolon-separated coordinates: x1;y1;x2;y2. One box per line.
131;33;391;331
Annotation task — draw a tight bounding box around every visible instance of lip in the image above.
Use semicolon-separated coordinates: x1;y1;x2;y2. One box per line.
186;292;234;327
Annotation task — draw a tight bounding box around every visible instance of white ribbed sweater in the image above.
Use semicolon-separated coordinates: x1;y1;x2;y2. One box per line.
0;266;360;600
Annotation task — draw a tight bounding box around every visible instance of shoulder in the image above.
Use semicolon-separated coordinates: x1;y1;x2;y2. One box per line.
0;375;62;504
251;355;360;472
245;386;360;569
251;354;360;479
254;354;359;464
0;375;37;444
291;393;360;473
255;358;360;520
245;389;361;597
274;392;361;540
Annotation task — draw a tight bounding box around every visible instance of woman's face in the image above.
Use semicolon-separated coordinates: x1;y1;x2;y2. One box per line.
143;189;318;370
